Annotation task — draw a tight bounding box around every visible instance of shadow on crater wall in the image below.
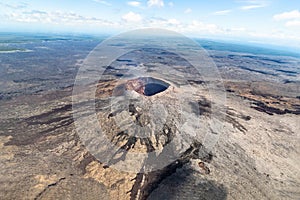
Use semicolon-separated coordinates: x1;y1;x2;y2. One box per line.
148;169;227;200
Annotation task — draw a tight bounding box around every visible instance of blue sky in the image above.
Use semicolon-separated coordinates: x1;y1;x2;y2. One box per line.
0;0;300;49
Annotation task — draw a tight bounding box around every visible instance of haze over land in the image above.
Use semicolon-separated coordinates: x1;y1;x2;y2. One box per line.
1;0;300;49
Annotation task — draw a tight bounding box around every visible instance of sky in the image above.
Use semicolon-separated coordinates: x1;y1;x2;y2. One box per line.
0;0;300;49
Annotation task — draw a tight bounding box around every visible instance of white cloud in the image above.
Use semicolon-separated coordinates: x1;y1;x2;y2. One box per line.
213;9;232;15
168;2;174;7
273;10;300;21
93;0;111;6
147;17;179;27
127;1;141;7
139;17;227;36
0;2;28;9
167;18;180;25
6;10;116;27
238;0;267;10
3;8;221;35
285;20;300;27
240;4;265;10
230;27;246;32
122;11;142;23
147;0;164;8
184;8;192;14
186;20;223;34
273;10;300;29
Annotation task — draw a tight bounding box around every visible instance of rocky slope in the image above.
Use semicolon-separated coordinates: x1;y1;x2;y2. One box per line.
0;43;299;200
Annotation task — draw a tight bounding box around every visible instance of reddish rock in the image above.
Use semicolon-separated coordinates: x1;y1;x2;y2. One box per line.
198;161;210;174
125;78;146;95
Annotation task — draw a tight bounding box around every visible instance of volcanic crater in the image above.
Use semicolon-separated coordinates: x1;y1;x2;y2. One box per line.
125;77;170;96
